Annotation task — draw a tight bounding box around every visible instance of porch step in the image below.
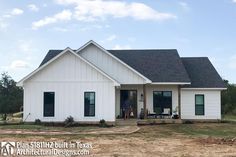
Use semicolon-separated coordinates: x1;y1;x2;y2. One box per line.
115;119;137;126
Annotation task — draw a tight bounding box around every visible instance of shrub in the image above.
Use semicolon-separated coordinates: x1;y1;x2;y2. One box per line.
64;116;75;127
35;119;41;125
183;120;193;124
99;119;107;127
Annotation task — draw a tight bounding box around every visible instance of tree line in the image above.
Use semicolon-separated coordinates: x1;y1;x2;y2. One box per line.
0;72;23;120
221;80;236;115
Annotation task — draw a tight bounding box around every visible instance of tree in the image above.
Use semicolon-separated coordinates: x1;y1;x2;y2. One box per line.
221;79;236;115
0;72;23;120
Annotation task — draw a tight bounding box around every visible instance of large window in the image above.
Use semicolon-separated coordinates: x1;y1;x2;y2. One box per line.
84;92;95;117
43;92;55;117
195;94;204;115
153;91;172;114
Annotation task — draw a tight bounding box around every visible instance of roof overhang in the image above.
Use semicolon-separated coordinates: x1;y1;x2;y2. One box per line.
17;47;120;87
181;88;227;90
76;40;152;84
151;82;191;85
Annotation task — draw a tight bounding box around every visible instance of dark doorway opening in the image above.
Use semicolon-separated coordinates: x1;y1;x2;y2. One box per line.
120;90;137;118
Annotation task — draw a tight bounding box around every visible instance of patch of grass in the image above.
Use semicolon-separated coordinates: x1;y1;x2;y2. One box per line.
0;124;100;133
0;123;236;139
223;114;236;121
135;123;236;138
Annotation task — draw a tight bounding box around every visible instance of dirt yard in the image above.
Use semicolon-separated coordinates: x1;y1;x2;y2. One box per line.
0;124;236;157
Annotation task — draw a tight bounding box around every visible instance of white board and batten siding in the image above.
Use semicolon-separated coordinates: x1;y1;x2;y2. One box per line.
181;90;221;120
23;52;116;122
79;44;146;84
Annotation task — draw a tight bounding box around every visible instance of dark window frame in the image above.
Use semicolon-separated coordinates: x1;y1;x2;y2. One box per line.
153;91;172;114
195;94;205;115
84;92;95;117
43;92;55;117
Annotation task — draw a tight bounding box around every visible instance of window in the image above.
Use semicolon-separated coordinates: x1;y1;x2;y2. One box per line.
195;94;204;115
84;92;95;117
43;92;55;117
153;91;172;114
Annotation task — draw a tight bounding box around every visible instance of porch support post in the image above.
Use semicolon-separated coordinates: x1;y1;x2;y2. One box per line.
178;85;181;118
143;84;147;119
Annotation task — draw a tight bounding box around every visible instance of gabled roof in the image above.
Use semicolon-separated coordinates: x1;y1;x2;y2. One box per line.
76;40;152;83
108;49;191;83
181;57;226;88
35;41;225;88
17;48;120;86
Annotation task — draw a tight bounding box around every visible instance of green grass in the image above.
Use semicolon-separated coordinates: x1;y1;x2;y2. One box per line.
130;123;236;139
223;114;236;121
0;124;99;132
0;123;236;139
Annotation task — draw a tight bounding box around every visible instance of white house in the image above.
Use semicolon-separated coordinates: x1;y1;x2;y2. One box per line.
17;40;226;123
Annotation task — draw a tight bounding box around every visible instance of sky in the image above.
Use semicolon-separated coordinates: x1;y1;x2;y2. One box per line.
0;0;236;83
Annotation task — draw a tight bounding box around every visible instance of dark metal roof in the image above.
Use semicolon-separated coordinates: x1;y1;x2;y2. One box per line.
181;57;226;88
107;49;191;83
39;49;225;88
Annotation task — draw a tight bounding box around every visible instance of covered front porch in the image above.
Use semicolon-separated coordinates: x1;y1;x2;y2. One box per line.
115;84;182;120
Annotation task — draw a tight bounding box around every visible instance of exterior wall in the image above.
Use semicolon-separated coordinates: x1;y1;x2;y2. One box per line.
80;44;146;84
23;52;115;122
181;89;221;120
115;85;179;118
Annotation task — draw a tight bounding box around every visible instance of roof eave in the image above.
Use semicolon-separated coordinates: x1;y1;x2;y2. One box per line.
150;82;191;85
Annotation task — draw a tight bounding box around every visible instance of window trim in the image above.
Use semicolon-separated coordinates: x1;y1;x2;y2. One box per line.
195;94;205;116
84;91;96;117
43;92;55;117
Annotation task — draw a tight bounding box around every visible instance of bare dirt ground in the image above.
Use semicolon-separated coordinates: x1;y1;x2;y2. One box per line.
1;135;235;157
1;124;236;157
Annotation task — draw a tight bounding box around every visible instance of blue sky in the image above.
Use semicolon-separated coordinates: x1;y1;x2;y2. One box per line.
0;0;236;83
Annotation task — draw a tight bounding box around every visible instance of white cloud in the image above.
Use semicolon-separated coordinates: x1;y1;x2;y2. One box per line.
32;10;72;29
100;34;117;43
11;8;24;15
53;27;69;32
228;55;236;69
43;3;48;7
55;0;177;22
2;14;11;18
28;4;39;12
1;60;30;71
179;2;190;11
19;41;31;53
128;37;136;42
113;44;131;50
233;0;236;3
106;35;117;41
79;24;106;31
10;60;30;69
0;22;9;29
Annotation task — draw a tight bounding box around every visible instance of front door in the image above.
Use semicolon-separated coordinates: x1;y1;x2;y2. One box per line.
120;90;137;118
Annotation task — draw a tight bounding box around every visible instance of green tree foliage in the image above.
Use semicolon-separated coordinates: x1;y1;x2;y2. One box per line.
0;72;23;120
221;80;236;115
